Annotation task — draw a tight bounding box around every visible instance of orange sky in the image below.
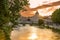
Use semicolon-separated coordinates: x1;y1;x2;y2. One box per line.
29;0;60;16
20;11;36;17
29;0;60;8
20;0;60;17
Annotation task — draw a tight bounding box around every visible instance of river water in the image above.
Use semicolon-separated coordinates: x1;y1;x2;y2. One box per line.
10;24;60;40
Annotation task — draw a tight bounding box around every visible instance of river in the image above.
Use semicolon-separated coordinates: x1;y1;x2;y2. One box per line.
10;24;60;40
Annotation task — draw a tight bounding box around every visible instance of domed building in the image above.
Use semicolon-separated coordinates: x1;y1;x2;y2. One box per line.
20;11;40;24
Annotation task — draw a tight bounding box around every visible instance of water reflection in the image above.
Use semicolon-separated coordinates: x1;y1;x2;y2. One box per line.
11;24;59;40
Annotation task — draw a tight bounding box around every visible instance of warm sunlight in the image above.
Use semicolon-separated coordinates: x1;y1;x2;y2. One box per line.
28;27;38;40
29;33;37;40
29;0;60;8
11;25;58;40
38;7;56;16
20;10;36;17
29;0;60;16
38;5;60;16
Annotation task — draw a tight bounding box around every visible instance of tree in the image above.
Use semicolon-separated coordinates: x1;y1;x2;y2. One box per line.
0;29;5;40
0;0;28;40
38;19;44;26
51;8;60;24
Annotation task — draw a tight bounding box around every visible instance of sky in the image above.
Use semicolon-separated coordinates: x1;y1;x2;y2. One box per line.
29;0;60;8
20;0;60;17
28;0;60;16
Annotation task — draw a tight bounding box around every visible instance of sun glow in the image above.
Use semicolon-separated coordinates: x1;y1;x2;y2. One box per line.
28;27;38;40
38;7;56;16
28;32;37;40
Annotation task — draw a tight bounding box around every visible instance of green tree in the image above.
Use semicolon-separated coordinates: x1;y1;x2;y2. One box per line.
51;8;60;24
0;0;28;40
38;19;44;26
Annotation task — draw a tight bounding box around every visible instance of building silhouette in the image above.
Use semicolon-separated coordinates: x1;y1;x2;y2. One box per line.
20;11;40;24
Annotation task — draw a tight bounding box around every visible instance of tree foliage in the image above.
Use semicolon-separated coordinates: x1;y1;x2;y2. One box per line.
0;0;28;26
51;8;60;24
38;19;44;26
0;29;5;40
0;0;28;40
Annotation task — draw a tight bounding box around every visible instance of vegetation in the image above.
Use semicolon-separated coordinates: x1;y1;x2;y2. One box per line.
0;0;28;40
44;25;60;34
51;8;60;24
0;0;60;40
0;29;5;40
38;19;44;26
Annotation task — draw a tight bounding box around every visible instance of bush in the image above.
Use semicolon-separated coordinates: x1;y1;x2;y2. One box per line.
38;19;44;26
0;29;5;40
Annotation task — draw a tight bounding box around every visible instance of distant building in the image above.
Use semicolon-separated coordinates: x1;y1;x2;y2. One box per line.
20;11;40;24
44;16;53;25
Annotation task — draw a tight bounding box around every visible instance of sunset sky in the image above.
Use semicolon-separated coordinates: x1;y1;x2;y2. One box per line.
20;0;60;17
29;0;60;16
